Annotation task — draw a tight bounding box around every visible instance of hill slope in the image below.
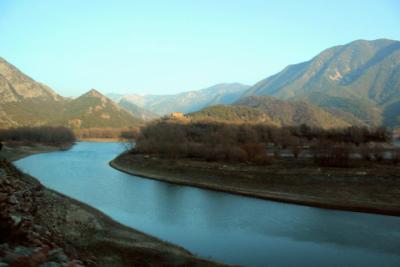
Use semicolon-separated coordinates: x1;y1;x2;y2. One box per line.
56;90;143;129
243;39;400;126
188;104;276;125
0;58;143;129
235;96;353;128
119;98;159;121
118;83;250;115
189;96;360;128
0;57;66;128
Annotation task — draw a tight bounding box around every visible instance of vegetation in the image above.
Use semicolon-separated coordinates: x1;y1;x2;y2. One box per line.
0;56;145;129
55;90;144;129
234;96;357;128
188;105;276;124
0;126;75;145
74;127;140;139
242;39;400;127
132;120;394;167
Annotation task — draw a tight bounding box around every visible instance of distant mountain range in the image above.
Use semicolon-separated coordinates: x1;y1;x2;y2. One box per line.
242;39;400;127
118;98;159;121
108;83;250;116
1;38;399;129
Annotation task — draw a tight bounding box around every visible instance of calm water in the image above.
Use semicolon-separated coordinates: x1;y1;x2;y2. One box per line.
15;142;400;267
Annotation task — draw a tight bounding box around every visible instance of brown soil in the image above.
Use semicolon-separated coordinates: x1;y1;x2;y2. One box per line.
111;152;400;216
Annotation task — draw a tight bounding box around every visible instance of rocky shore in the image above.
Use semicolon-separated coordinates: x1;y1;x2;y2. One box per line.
0;159;88;266
0;147;229;267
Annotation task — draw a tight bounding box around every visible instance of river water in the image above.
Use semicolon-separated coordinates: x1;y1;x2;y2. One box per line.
15;142;400;267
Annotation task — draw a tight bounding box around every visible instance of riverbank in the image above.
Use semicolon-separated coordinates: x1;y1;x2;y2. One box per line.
0;146;229;266
111;153;400;216
0;143;73;161
77;138;124;142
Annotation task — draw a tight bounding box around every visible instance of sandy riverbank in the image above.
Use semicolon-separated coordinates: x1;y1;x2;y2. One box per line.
0;145;229;266
111;152;400;216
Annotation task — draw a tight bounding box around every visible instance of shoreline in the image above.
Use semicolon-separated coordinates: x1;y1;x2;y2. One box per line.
110;153;400;217
2;143;73;162
77;138;125;142
1;145;229;266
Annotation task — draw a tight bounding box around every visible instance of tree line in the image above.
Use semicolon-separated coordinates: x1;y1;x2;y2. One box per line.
0;126;75;146
132;121;397;166
74;127;140;139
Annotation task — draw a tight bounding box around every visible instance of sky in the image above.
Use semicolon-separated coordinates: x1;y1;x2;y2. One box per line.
0;0;399;96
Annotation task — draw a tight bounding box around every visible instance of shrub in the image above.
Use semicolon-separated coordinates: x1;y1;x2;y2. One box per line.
0;126;75;146
313;140;353;167
133;120;391;165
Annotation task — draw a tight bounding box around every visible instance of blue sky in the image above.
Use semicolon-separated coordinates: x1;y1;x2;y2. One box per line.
0;0;399;96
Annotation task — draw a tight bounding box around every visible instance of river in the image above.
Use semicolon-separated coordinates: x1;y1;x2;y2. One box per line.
15;142;400;267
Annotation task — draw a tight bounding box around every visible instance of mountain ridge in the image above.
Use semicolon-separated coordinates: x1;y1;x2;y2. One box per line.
188;95;363;129
111;83;251;115
242;39;400;126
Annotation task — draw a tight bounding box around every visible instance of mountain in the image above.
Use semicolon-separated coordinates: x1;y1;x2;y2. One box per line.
116;83;250;115
0;58;62;103
0;57;66;128
242;39;400;126
118;98;159;121
235;96;355;128
189;96;360;129
55;89;143;129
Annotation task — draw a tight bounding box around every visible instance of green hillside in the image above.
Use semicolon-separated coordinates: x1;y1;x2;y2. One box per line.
188;105;276;125
242;39;400;127
189;96;358;129
55;90;144;129
0;57;143;129
235;96;353;128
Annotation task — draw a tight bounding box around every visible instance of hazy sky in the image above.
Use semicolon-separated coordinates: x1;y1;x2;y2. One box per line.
0;0;399;96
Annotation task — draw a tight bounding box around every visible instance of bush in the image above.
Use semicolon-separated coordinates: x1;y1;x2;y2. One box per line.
133;120;391;165
0;126;75;146
313;140;354;167
74;127;139;139
392;149;400;164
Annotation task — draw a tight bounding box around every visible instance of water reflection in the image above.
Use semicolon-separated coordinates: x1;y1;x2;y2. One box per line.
15;142;400;267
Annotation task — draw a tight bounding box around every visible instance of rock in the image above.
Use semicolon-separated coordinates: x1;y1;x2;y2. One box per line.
10;215;22;226
69;260;84;266
48;248;68;263
0;193;7;202
7;196;18;205
39;262;61;267
32;238;44;246
14;246;34;256
6;255;32;267
0;243;10;250
2;252;19;264
0;169;7;177
30;248;50;266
